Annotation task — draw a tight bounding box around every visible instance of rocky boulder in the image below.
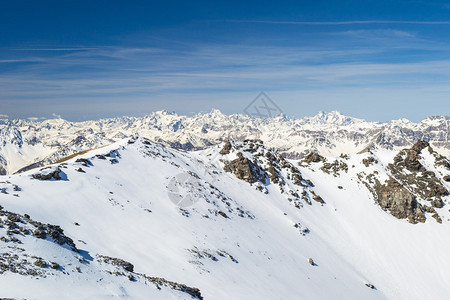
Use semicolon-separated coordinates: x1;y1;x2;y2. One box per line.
32;167;63;180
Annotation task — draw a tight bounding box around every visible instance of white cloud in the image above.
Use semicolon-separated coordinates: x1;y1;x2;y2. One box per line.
52;113;62;119
27;117;46;121
14;48;97;51
0;114;8;118
334;29;415;38
227;20;450;25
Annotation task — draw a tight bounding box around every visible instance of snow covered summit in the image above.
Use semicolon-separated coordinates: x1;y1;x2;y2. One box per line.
0;110;449;175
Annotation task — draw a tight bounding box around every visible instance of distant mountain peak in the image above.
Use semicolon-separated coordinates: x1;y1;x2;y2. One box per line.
303;110;362;126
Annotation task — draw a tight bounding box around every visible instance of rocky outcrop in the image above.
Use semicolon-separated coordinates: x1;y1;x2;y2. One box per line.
219;140;232;155
97;255;134;272
0;207;78;277
303;152;324;164
356;140;448;224
220;140;322;210
3;212;79;252
320;159;348;176
97;254;203;299
373;178;425;224
224;152;268;184
362;156;377;167
0;206;203;299
388;141;449;208
31;167;63;180
141;275;203;300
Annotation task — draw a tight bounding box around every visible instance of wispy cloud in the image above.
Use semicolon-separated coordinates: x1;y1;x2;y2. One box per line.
0;114;8;118
0;60;33;63
13;48;98;51
1;33;449;121
227;20;450;25
334;29;415;38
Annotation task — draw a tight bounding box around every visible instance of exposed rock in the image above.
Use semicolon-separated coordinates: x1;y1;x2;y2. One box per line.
224;152;267;184
310;191;325;204
388;141;449;210
29;221;78;252
320;159;348;176
432;213;443;224
219;140;232;155
294;223;310;235
75;158;92;167
362;156;377;167
141;275;203;300
431;199;444;209
33;228;47;239
97;255;134;272
32;167;62;180
308;258;315;266
218;211;228;219
365;283;376;290
50;262;60;269
33;258;48;268
374;178;425;224
303;152;323;163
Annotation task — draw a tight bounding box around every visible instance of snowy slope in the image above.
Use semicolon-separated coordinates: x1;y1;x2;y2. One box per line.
0;110;449;174
0;137;449;299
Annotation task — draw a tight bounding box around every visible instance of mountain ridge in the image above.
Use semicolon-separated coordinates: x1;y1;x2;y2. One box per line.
0;110;448;175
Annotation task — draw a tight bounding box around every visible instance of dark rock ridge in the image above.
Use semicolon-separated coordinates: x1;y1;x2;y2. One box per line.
97;255;134;272
220;140;323;209
224;152;268;184
97;254;203;299
141;275;203;299
357;140;449;224
0;208;79;252
0;206;78;276
388;141;448;207
0;206;203;299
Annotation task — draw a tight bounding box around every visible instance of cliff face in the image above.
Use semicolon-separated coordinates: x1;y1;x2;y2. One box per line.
374;177;426;224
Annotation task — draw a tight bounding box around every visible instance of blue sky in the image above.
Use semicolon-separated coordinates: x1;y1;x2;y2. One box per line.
1;0;450;121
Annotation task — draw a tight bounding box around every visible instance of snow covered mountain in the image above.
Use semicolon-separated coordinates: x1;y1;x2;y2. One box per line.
0;137;449;299
0;110;448;175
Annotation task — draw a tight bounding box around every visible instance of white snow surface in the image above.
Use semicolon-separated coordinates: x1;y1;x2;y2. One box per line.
0;137;449;299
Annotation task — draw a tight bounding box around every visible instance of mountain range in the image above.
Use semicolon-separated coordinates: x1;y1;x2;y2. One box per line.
0;110;449;175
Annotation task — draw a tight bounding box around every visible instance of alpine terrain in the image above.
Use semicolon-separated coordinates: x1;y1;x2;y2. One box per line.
0;110;448;175
0;112;449;299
